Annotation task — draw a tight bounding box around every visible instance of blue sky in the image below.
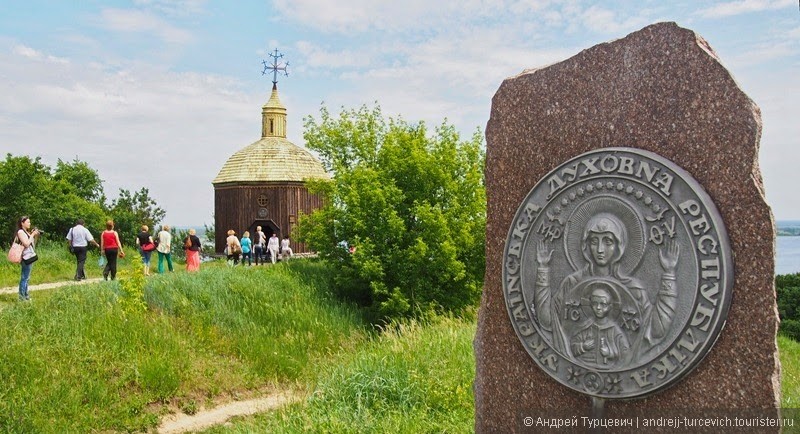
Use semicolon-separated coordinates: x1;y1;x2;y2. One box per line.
0;0;797;225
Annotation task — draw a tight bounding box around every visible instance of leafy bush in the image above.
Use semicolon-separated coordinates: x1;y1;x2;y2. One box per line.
297;105;486;324
116;256;148;316
776;273;800;340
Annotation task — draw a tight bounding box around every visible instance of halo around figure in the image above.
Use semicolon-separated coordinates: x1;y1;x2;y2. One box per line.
563;195;645;275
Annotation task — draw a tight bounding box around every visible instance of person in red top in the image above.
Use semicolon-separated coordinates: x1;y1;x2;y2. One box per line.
100;220;125;280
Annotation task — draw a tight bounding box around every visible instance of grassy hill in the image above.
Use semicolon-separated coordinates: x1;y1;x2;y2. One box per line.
0;254;476;432
0;245;796;432
0;259;368;431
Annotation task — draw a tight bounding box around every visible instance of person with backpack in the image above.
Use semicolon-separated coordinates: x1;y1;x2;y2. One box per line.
226;229;241;266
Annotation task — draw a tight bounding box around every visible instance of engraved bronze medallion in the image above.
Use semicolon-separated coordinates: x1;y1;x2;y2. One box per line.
502;148;733;399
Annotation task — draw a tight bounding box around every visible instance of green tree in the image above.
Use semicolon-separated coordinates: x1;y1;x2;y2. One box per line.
53;158;106;204
109;188;166;246
203;222;215;244
0;154;105;242
0;154;52;240
297;105;486;323
777;273;800;340
0;154;165;247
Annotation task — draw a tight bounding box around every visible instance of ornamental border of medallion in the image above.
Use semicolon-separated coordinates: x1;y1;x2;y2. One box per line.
502;147;733;399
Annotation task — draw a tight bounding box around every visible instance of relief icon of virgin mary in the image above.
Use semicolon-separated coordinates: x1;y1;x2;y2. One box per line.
532;203;680;369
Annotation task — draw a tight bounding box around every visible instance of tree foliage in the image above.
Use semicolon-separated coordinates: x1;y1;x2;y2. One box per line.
109;188;166;246
53;158;106;203
777;273;800;341
0;154;164;246
297;105;486;323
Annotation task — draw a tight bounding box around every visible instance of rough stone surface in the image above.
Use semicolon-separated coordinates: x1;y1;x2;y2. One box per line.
476;22;778;432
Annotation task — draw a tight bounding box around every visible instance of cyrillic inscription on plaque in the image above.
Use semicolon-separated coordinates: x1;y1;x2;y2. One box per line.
503;147;732;399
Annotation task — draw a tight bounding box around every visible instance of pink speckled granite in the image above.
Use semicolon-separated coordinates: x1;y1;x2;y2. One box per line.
475;22;779;432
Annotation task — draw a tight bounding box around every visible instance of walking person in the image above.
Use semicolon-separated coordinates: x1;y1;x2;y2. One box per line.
240;231;253;266
184;228;202;272
253;225;265;265
280;235;293;261
135;225;156;276
66;218;99;281
100;220;125;281
15;216;40;301
226;230;241;266
267;232;279;264
157;225;174;273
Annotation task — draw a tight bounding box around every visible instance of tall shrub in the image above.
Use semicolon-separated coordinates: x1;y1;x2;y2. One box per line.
777;273;800;341
297;105;485;323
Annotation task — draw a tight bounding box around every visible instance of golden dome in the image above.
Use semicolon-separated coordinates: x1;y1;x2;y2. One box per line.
213;84;329;185
212;137;329;184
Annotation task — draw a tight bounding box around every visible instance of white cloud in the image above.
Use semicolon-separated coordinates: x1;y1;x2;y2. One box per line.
726;41;796;67
12;44;69;64
579;5;653;35
0;44;258;225
98;8;193;45
291;23;580;145
133;0;208;17
272;0;500;34
697;0;795;18
295;41;372;69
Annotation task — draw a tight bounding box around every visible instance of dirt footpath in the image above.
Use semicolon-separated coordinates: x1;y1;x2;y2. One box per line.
157;392;300;433
0;277;104;295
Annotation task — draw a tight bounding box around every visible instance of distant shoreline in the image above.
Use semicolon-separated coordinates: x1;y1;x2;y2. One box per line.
777;221;800;237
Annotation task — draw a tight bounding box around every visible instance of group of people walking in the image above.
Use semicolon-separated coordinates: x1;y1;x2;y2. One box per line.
10;216;205;301
10;216;297;302
225;225;292;266
65;220;204;280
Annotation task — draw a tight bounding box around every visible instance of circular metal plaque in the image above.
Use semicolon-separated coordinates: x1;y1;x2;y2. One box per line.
258;208;268;218
502;147;733;399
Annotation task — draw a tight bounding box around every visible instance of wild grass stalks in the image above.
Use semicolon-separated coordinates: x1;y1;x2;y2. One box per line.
0;260;365;432
780;335;800;408
0;240;147;287
204;316;477;433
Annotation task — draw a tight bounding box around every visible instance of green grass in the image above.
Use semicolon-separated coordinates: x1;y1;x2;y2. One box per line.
0;240;155;287
1;251;798;432
202;317;476;434
0;259;366;432
780;335;800;408
202;326;800;434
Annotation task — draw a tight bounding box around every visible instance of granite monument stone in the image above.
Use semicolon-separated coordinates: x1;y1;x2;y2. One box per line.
475;22;778;432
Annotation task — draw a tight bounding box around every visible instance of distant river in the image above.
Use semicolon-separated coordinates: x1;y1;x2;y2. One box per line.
777;236;800;275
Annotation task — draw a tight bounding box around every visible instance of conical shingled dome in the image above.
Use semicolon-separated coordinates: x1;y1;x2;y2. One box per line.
212;136;329;184
213;84;329;185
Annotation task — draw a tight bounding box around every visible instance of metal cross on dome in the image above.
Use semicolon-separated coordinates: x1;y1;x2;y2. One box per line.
262;48;289;85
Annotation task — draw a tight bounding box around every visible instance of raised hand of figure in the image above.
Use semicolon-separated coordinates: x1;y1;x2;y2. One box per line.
536;240;553;266
659;240;679;273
